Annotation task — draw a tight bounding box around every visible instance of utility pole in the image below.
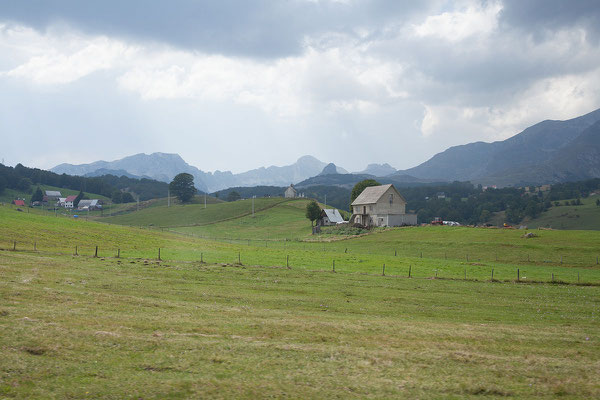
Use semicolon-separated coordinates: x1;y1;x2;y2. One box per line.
252;195;255;217
168;189;170;207
204;193;207;209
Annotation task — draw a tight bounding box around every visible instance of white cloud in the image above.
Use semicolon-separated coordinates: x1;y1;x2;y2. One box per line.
412;1;503;42
0;25;137;84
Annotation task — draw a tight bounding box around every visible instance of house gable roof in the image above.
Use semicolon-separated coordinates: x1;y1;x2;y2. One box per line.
45;190;62;197
65;195;77;202
351;184;406;206
322;209;344;224
13;200;25;206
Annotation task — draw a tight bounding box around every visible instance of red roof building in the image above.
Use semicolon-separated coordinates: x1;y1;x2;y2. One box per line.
13;200;26;206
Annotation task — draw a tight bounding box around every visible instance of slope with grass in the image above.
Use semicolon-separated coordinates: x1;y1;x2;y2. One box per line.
525;197;600;230
172;199;314;240
101;197;291;227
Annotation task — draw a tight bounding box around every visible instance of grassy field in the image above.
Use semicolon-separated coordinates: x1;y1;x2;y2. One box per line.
101;197;293;228
1;250;599;398
1;203;600;398
526;197;600;230
172;199;314;240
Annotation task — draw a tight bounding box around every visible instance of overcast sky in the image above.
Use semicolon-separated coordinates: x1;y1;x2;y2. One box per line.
1;0;599;173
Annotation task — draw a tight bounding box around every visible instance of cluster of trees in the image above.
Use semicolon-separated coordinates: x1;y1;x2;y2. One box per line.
0;163;169;202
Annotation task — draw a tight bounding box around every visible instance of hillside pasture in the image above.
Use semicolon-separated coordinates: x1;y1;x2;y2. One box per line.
526;197;600;230
101;197;292;228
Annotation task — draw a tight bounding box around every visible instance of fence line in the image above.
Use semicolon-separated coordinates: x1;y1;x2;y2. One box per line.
1;239;598;287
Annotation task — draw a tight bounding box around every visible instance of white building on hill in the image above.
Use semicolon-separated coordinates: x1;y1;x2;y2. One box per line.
284;184;297;198
350;184;417;227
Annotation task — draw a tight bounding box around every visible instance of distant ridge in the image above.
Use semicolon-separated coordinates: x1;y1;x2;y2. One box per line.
395;107;600;186
52;154;348;193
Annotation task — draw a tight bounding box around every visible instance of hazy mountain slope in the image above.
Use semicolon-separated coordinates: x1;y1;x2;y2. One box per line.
354;163;397;177
485;120;600;185
53;153;210;192
400;108;600;183
52;154;349;193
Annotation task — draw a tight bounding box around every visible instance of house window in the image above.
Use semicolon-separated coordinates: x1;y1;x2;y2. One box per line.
369;205;373;211
389;194;393;205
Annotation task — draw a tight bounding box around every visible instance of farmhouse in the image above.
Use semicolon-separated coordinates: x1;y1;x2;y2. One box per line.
284;184;297;198
317;209;345;226
64;195;77;208
350;184;417;227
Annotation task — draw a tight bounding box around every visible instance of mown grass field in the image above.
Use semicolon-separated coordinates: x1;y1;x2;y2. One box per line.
1;204;600;398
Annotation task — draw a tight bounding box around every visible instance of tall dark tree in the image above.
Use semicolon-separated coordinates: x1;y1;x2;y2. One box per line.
74;190;84;208
350;179;381;205
30;186;43;203
17;177;32;193
169;173;196;203
227;191;241;202
305;200;321;227
121;192;135;203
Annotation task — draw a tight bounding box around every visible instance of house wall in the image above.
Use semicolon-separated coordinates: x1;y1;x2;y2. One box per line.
284;187;296;198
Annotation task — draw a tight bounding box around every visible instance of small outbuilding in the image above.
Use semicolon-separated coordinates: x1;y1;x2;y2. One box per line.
350;184;417;227
317;209;345;226
77;199;100;210
13;199;26;207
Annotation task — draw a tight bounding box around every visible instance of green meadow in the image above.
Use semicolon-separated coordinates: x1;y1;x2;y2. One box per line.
1;203;600;398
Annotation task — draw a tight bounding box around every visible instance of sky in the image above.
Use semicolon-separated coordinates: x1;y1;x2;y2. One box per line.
1;0;599;174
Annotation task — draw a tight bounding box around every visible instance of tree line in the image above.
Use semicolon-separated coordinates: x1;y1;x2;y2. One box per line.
0;163;168;203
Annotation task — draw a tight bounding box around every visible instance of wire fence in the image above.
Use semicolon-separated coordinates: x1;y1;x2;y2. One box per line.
2;237;599;287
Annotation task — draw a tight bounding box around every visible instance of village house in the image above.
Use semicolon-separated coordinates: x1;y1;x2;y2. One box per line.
64;195;77;208
284;184;297;198
317;209;345;226
350;184;417;227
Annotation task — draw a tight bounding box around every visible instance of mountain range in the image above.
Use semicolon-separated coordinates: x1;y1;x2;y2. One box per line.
395;108;600;186
51;107;600;191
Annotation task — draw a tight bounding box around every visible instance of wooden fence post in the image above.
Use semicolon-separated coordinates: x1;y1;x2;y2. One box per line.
158;248;161;261
13;241;16;251
517;268;520;282
34;241;36;251
286;255;289;269
117;248;120;258
408;265;411;278
491;268;494;281
464;268;466;280
332;260;335;273
552;273;554;282
394;249;397;256
75;245;78;256
201;252;203;263
238;252;241;264
94;246;98;258
382;263;385;276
